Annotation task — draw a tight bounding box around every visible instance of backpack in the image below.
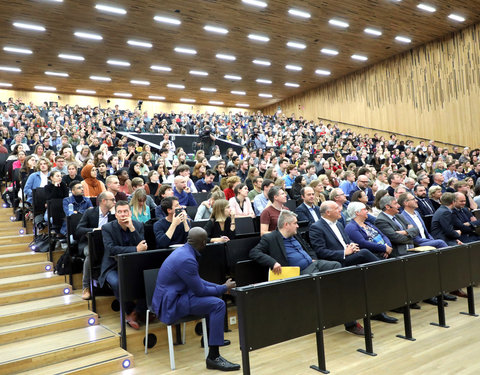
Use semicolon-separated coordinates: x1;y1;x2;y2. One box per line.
55;252;84;275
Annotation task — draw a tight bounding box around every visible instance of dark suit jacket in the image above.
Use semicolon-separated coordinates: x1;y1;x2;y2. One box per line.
249;229;317;268
431;205;460;245
99;220;144;287
309;219;351;262
295;203;320;226
349;186;375;206
452;207;480;235
374;212;418;257
76;206;115;249
415;197;436;217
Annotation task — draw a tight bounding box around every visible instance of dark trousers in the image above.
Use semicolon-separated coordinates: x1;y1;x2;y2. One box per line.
188;296;225;346
301;260;341;274
343;249;378;266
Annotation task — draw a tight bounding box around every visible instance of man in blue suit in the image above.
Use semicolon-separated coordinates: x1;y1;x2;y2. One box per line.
295;187;321;226
349;175;375;206
151;227;240;372
398;193;448;248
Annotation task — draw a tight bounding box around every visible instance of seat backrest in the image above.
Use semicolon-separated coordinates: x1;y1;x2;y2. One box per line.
32;188;47;216
235;216;256;235
284;199;297;211
144;222;157;250
235;259;268;287
88;230;105;278
185;205;198;219
47;198;66;227
225;236;261;276
191;220;208;228
143;268;160;310
192;192;209;203
67;213;84;246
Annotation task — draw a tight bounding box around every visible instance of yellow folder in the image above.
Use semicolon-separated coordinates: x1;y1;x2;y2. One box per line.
408;246;436;252
268;266;301;281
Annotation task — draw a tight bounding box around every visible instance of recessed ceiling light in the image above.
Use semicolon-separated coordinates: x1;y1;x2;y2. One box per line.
216;53;236;61
190;70;208;76
287;41;306;49
328;19;349;28
0;66;21;73
0;83;13;87
248;34;270;42
252;59;271;66
90;75;111;81
351;54;368;61
256;79;272;84
288;8;311;18
201;87;217;92
231;90;246;95
321;48;339;56
285;64;302;71
130;80;150;85
149;95;165;100
364;28;382;36
13;22;45;32
4;46;33;56
180;98;195;103
95;4;127;15
151;65;171;72
315;69;331;76
174;47;197;55
167;83;185;89
417;3;436;12
236;103;250;107
74;31;103;40
209;101;224;105
204;25;229;34
76;89;96;94
448;14;465;22
242;0;267;8
395;36;411;43
285;82;300;87
58;53;84;61
153;15;181;25
127;40;152;48
35;85;56;91
45;71;69;77
258;93;272;98
107;59;130;67
114;92;132;97
225;74;242;80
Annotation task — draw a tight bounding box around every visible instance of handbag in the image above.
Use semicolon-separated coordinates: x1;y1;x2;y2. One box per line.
29;234;50;253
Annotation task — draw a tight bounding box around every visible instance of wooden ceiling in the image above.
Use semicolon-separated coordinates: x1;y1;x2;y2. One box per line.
0;0;479;109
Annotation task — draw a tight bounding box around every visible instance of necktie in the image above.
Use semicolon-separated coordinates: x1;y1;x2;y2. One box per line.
422;199;433;214
392;216;404;230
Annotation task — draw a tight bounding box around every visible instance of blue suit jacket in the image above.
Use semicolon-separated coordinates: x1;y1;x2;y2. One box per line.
345;220;391;255
401;210;435;244
349;186;375;206
431;205;460;244
310;219;351;262
151;244;227;324
295;203;320;226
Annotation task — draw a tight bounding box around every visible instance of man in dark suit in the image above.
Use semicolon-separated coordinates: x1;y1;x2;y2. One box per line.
375;195;419;257
295;187;321;226
398;193;448;248
431;192;463;246
414;185;436;217
250;210;340;274
310;201;396;327
152;228;240;371
76;191;116;300
452;192;480;243
100;200;147;329
349;175;375;206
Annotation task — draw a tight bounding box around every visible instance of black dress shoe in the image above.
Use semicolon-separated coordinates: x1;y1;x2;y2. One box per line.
201;338;231;348
410;303;421;310
443;293;457;301
391;307;404;314
371;312;398;324
424;297;448;306
206;356;241;371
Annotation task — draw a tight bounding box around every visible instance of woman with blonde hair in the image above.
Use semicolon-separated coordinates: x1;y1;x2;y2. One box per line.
195;186;225;221
204;199;236;243
309;179;326;205
80;164;106;198
263;167;278;183
130;188;151;223
428;185;443;211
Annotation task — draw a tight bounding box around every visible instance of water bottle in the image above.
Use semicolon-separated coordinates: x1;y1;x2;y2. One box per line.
68;203;74;216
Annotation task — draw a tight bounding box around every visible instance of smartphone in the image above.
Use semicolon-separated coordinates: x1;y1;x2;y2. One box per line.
175;208;183;216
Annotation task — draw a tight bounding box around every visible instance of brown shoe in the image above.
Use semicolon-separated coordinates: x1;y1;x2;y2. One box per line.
346;322;365;336
81;288;91;300
451;289;468;298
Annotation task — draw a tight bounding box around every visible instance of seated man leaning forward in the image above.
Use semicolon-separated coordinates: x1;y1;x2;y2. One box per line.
100;200;148;330
151;227;240;372
250;210;341;275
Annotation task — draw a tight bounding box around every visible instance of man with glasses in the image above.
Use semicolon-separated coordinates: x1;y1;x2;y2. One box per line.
329;188;348;226
350;175;375;206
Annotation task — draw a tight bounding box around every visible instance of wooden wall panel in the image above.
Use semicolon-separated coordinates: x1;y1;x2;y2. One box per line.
0;89;249;116
263;24;480;148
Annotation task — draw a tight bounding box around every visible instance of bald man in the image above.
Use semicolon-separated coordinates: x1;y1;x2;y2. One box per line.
151;228;240;371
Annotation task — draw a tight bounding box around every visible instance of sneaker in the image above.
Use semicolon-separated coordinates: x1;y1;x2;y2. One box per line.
346;322;365;336
126;311;140;330
81;288;91;300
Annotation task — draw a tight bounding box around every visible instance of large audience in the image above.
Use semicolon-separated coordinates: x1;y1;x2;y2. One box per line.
2;96;480;337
